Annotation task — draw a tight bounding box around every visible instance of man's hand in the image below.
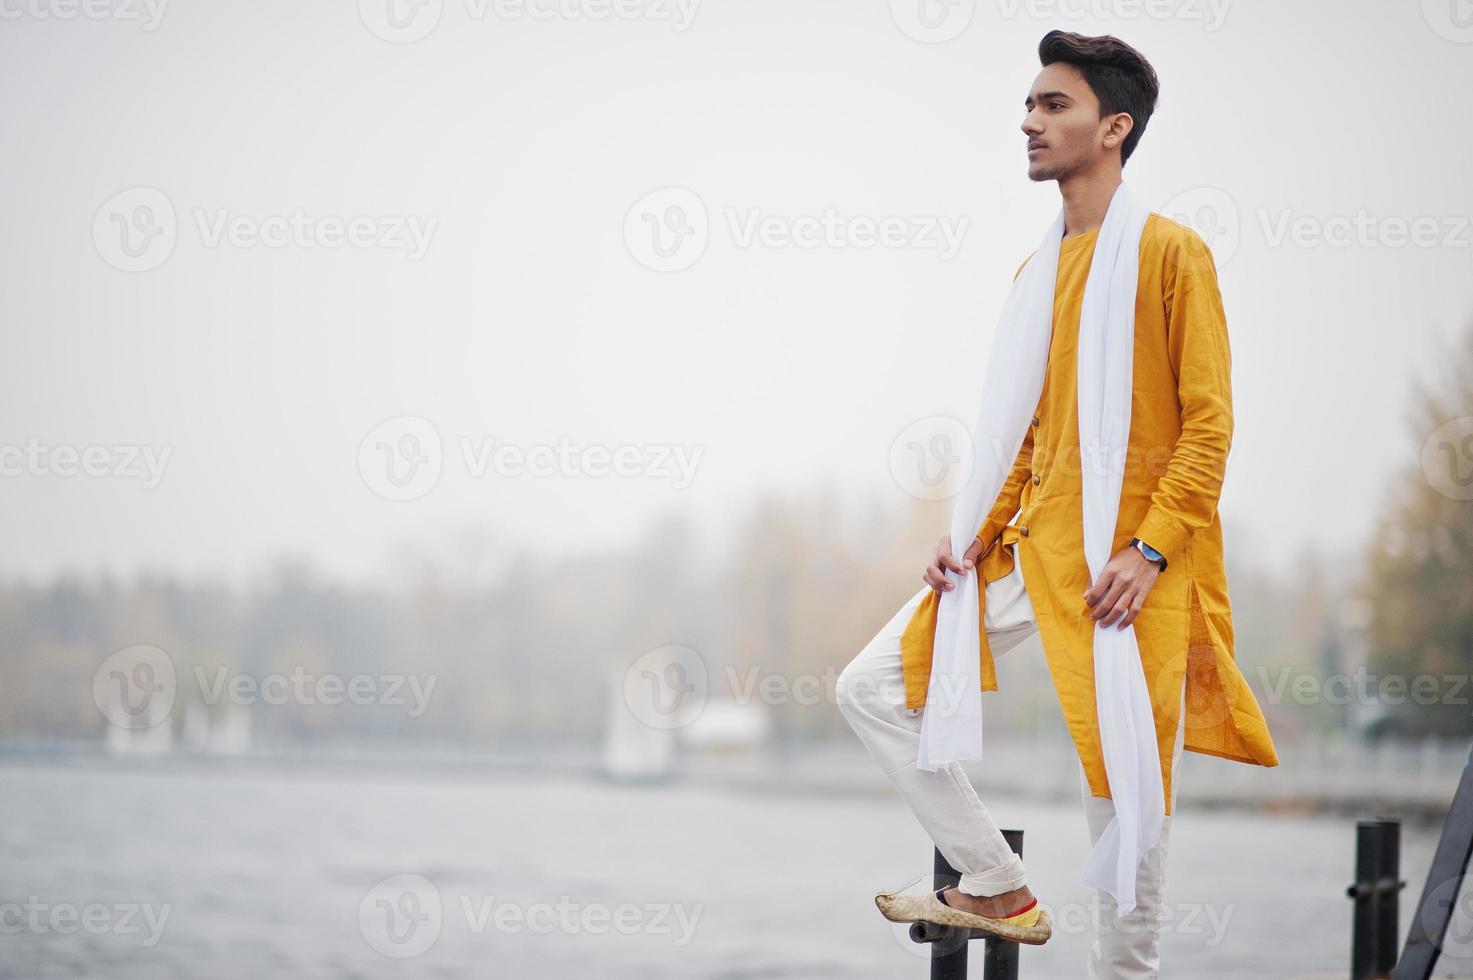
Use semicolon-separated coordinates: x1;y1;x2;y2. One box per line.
923;534;986;593
1083;546;1161;629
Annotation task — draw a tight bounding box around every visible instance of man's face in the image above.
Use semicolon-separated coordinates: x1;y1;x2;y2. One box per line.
1021;62;1121;182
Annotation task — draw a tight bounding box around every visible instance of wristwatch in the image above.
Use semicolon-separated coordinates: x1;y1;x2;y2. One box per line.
1129;537;1167;572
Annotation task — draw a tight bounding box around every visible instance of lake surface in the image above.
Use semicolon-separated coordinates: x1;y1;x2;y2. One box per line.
3;751;1473;979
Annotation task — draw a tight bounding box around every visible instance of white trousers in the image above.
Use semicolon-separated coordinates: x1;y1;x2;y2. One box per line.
836;545;1186;980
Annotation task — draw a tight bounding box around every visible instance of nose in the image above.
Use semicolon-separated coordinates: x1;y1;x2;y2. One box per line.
1022;111;1043;137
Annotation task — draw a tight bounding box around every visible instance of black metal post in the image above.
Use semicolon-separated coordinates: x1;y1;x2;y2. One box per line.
979;830;1025;979
1375;820;1402;974
1348;818;1405;979
912;829;1026;979
927;848;971;980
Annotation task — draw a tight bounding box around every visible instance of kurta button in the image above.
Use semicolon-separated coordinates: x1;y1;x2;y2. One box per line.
1019;525;1029;536
1031;474;1041;485
1031;415;1039;426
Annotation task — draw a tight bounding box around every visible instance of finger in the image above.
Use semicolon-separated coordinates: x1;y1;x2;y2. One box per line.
1102;584;1141;629
1095;594;1128;628
924;562;955;593
962;537;984;569
1084;569;1113;606
1117;595;1145;629
939;550;967;576
1091;578;1130;622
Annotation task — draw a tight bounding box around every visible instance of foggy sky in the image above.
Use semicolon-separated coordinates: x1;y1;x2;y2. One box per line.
3;0;1470;587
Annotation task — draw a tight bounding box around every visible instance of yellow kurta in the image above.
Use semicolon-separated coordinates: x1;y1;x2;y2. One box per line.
900;212;1279;815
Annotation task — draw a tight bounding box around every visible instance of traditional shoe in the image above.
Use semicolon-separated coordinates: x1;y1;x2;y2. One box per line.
873;875;1052;946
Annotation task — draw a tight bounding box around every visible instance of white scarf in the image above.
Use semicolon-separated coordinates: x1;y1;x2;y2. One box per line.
915;181;1162;917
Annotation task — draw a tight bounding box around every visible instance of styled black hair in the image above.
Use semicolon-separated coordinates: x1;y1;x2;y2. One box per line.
1038;30;1160;166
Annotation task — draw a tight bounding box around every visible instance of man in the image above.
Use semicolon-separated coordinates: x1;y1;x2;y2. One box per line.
836;30;1279;977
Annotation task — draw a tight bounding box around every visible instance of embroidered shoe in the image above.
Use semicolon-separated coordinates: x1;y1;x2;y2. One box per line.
873;875;1052;946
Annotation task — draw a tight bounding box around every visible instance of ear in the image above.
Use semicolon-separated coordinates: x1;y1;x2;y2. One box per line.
1102;111;1135;151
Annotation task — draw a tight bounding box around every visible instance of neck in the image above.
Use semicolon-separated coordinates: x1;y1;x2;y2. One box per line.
1057;166;1123;238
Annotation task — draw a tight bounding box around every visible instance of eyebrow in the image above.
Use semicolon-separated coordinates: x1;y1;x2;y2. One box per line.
1025;90;1073;107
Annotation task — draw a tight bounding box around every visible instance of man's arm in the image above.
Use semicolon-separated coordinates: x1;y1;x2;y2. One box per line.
1131;229;1233;569
975;421;1036;555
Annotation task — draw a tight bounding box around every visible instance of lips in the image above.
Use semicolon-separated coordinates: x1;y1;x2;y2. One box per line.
1028;142;1046;152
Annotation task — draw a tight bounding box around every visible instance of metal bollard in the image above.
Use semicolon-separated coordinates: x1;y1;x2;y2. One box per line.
1347;818;1405;979
908;830;1026;979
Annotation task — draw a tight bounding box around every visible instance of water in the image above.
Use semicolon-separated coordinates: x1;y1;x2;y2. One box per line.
2;753;1472;979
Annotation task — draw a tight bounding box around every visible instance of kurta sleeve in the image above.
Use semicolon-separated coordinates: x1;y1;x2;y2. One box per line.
1131;229;1233;567
975;423;1034;554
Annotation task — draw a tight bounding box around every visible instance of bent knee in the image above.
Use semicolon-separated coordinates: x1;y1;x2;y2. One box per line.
836;655;901;720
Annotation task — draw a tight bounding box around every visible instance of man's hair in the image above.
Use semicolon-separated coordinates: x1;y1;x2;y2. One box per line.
1037;30;1160;167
